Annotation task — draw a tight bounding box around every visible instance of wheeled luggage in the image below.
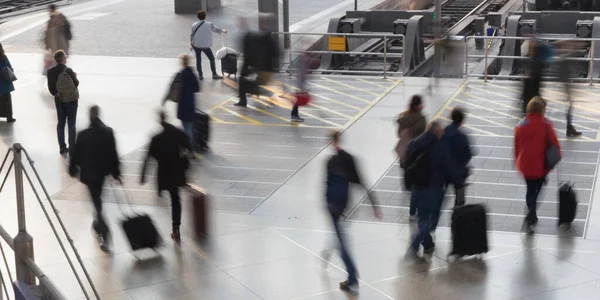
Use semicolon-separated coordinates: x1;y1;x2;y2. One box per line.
188;184;209;238
0;94;13;118
558;182;577;226
450;204;489;257
194;110;210;152
221;53;238;78
121;214;162;251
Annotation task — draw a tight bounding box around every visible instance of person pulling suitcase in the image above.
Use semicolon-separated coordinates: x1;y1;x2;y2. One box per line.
441;108;473;207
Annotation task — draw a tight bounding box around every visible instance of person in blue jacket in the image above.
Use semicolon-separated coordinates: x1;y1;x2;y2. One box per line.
0;43;16;123
441;107;473;207
174;54;200;147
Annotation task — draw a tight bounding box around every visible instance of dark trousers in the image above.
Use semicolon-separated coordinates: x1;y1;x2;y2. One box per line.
525;178;545;223
411;188;438;252
0;93;13;120
88;182;109;237
429;188;444;232
238;77;260;106
291;105;299;117
330;211;358;284
565;83;573;126
193;47;217;77
55;100;78;152
168;187;182;230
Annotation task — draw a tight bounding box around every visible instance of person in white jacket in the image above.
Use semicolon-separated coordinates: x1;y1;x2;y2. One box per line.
190;10;227;80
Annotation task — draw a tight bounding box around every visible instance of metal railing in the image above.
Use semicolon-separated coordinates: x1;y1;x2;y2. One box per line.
273;32;406;78
465;35;599;84
0;144;101;300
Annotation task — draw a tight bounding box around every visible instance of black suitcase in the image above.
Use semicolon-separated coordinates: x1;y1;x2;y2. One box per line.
121;214;162;251
450;204;489;257
558;183;577;226
194;110;210;152
221;53;238;78
0;94;13;118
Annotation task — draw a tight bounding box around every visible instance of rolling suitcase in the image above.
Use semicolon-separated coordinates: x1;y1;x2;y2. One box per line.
0;94;13;118
221;53;238;78
188;184;209;238
558;182;577;226
450;204;489;257
194;110;210;152
122;215;162;251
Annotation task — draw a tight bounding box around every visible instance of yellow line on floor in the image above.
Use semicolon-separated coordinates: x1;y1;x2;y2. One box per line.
305;80;372;104
453;98;520;120
273;80;364;111
216;105;262;125
569;87;600;99
355;78;388;89
256;95;346;128
212;120;336;129
465;112;514;130
320;77;380;96
440;116;500;136
209;115;227;124
434;81;467;119
260;85;353;119
246;103;297;124
209;96;239;111
343;79;403;128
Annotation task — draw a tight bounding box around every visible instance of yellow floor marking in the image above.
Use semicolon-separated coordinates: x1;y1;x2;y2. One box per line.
259;85;353;120
256;95;345;128
355;78;388;89
209;115;227;124
465;112;515;130
209;96;239;111
274;80;364;111
434;82;467;119
453;98;521;120
215;106;261;125
440;116;499;136
342;79;403;128
212;120;336;129
320;77;380;96
569;87;600;99
304;80;372;104
245;103;298;124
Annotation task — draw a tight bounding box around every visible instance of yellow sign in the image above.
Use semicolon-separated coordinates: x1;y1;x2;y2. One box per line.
328;36;347;51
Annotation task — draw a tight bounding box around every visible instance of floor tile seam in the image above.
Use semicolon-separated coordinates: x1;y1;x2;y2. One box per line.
246;79;403;215
374;179;595;191
266;227;395;300
122;160;298;172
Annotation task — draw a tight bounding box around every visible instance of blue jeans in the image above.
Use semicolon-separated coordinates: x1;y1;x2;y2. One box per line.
193;47;217;77
430;188;444;231
410;188;442;253
55;101;78;152
182;121;194;147
330;212;358;284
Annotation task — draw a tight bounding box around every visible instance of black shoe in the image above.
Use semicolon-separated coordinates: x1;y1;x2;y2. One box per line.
291;116;304;123
234;102;246;107
423;243;436;255
59;148;68;155
199;76;204;80
567;125;582;137
339;280;359;294
212;74;223;80
6;118;15;123
171;229;181;242
99;232;111;252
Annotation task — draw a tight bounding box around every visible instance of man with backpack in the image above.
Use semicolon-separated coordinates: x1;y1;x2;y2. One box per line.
190;10;226;80
69;105;121;251
324;130;382;294
404;121;463;257
47;50;79;155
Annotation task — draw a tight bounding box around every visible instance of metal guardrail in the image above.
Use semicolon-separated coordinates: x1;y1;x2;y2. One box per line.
273;32;406;78
0;144;101;300
465;35;598;84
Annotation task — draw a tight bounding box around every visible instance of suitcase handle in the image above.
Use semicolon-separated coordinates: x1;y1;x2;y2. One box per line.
110;184;138;216
186;183;207;195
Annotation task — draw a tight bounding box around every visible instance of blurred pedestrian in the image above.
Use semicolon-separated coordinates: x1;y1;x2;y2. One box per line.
69;105;121;252
404;121;463;257
396;95;426;221
514;97;561;234
47;50;79;155
140;111;192;242
235;13;280;107
190;10;226;80
522;39;551;113
0;43;16;123
324;130;382;294
441;107;473;206
556;41;582;137
163;54;200;147
44;4;72;55
290;50;311;122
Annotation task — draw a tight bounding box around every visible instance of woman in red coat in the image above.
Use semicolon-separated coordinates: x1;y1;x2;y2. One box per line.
514;97;561;233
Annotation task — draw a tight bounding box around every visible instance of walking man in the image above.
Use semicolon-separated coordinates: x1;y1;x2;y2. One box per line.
190;10;226;80
44;4;72;55
404;121;463;257
47;50;79;155
324;130;382;293
557;41;582;137
69;105;121;251
140;111;191;242
441;108;473;207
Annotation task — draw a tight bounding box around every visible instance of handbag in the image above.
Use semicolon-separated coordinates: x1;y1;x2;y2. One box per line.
165;72;183;103
0;67;16;82
295;92;311;106
544;122;561;170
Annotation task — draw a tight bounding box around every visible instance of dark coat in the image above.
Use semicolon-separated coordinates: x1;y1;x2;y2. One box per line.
441;123;473;179
69;119;121;185
0;57;15;96
176;67;199;122
141;122;191;191
405;131;463;189
240;30;280;76
47;63;79;101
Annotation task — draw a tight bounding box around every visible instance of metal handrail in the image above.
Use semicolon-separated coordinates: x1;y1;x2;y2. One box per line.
273;32;406;78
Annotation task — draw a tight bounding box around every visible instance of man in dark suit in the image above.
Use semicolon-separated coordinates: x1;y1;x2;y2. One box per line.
141;111;191;242
47;49;79;155
69;105;121;251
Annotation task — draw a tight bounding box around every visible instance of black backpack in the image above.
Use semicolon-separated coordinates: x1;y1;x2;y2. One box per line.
403;143;433;189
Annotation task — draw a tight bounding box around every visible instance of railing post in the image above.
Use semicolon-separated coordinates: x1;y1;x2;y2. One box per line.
402;35;406;74
383;36;388;79
288;33;293;76
484;37;489;82
464;36;469;78
590;40;595;86
12;143;35;285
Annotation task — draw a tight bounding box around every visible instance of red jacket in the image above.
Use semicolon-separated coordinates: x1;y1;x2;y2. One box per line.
514;113;561;179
